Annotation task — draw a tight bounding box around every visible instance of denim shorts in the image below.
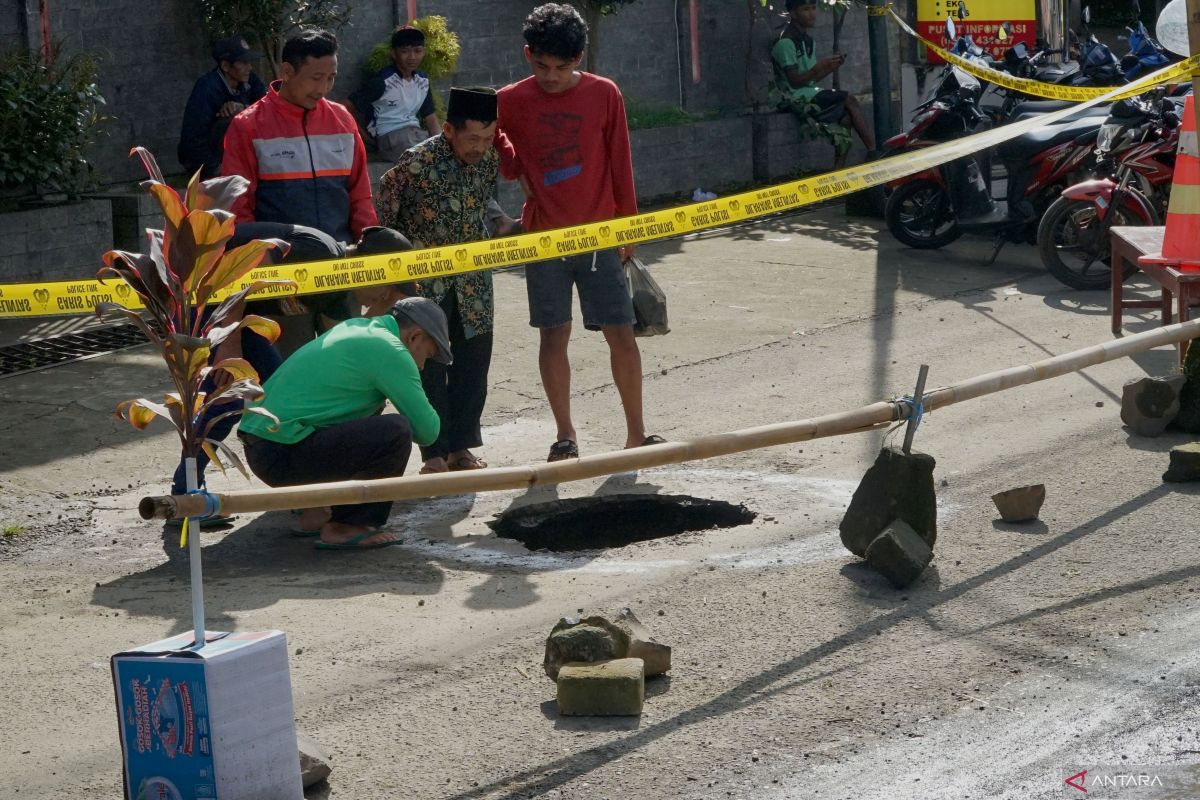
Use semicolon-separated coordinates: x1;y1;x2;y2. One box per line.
525;249;636;331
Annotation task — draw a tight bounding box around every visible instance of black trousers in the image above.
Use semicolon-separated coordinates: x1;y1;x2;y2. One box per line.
419;296;493;461
241;415;413;527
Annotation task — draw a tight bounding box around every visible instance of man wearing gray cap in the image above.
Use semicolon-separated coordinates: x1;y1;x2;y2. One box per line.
237;297;451;550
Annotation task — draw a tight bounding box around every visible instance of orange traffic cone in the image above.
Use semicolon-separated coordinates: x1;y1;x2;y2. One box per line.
1141;95;1200;271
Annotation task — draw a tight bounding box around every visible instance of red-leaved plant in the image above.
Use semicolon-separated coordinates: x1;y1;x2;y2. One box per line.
97;147;293;484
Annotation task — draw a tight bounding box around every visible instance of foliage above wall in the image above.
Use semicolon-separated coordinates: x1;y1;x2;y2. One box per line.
0;46;106;197
194;0;352;78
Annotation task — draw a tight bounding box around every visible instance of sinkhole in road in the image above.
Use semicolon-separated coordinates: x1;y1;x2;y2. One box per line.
486;494;757;552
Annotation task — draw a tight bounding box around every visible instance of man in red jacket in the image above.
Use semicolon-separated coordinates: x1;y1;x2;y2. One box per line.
222;28;377;245
497;3;662;463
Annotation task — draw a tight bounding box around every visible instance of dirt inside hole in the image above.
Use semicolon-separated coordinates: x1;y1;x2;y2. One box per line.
486;494;756;552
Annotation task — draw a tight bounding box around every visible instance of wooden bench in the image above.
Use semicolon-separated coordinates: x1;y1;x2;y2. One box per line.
1110;225;1200;363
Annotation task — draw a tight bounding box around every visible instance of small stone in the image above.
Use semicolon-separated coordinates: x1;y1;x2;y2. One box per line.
297;731;332;788
991;484;1046;522
1121;375;1186;436
418;599;425;606
556;659;645;716
614;607;671;677
864;520;933;589
543;616;630;679
1163;442;1200;482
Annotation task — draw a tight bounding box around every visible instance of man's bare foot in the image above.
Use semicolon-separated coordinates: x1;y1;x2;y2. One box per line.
316;522;400;550
420;457;449;475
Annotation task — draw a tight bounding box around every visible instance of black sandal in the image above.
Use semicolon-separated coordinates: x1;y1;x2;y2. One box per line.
639;435;667;447
547;439;579;462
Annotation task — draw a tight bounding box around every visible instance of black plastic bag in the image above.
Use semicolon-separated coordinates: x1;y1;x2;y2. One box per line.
624;256;669;337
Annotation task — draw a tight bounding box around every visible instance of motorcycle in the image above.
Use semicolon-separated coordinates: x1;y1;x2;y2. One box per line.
884;18;1109;258
1037;91;1182;289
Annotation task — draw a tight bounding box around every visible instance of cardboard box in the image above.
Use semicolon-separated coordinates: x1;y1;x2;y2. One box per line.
112;630;302;800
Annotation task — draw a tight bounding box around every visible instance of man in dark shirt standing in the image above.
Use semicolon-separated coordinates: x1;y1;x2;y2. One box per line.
178;36;267;179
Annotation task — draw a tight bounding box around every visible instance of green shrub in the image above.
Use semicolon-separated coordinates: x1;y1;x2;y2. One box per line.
0;46;106;194
363;15;461;78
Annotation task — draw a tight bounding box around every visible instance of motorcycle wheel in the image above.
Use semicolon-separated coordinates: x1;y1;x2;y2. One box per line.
1037;195;1137;290
884;179;961;250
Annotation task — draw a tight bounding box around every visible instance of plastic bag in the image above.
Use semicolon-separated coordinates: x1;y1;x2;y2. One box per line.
624;256;669;337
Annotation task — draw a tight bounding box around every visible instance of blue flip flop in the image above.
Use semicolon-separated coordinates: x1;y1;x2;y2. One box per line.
314;530;402;551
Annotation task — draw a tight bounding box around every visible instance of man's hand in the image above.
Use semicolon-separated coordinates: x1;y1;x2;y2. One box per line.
495;215;522;237
618;245;636;262
217;101;246;119
819;54;845;77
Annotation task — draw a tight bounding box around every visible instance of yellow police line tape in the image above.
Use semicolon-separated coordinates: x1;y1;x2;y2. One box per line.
0;54;1197;321
889;7;1195;102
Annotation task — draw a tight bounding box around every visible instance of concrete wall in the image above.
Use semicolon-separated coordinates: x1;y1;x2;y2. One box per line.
0;199;111;283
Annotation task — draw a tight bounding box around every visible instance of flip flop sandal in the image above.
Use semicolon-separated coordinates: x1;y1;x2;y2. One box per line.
547;439;579;462
639;435;667;447
314;529;402;551
448;455;487;471
419;465;449;475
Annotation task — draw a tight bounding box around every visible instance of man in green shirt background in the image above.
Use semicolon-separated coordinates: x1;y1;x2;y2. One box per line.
771;0;875;167
238;296;451;550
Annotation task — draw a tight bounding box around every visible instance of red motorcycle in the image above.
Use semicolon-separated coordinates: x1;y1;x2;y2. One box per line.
1036;92;1181;289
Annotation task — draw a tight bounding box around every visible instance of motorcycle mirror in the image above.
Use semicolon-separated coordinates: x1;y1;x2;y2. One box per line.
1131;0;1141;18
946;15;957;41
998;22;1010;41
1156;0;1191;56
1082;5;1091;25
957;0;970;19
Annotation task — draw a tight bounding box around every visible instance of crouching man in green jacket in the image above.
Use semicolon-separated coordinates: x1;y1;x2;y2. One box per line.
237;297;451;550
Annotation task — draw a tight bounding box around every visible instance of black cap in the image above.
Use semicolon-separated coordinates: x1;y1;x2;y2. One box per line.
213;35;261;63
447;87;498;124
390;297;453;365
355;226;413;256
391;25;425;48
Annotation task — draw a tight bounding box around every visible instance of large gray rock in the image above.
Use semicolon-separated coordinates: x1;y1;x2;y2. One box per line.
991;484;1046;523
543;616;630;680
297;731;332;788
864;519;933;588
1163;442;1200;482
1121;375;1186;436
614;607;672;677
557;658;645;716
839;446;937;558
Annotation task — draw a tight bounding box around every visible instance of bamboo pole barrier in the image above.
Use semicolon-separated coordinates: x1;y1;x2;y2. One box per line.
140;317;1200;521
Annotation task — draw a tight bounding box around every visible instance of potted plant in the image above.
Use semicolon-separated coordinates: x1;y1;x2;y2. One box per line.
98;146;292;641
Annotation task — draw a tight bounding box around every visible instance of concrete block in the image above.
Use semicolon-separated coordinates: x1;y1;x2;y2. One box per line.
864;519;933;588
840;446;937;558
556;659;645;716
1163;442;1200;482
991;484;1046;523
1121;375;1186;436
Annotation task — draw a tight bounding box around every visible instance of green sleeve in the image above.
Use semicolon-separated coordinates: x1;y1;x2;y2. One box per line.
372;339;441;446
771;38;798;70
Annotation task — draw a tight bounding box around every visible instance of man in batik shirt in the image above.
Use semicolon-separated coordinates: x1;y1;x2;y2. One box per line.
377;87;514;474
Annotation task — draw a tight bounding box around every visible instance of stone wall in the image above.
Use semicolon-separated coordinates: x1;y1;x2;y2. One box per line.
0;200;112;283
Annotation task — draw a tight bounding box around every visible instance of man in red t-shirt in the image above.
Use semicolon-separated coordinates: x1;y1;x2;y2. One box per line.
497;3;662;462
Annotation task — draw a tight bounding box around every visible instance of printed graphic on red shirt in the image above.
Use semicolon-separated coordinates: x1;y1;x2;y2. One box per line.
536;112;583;186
